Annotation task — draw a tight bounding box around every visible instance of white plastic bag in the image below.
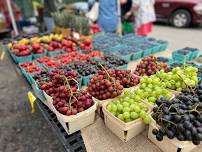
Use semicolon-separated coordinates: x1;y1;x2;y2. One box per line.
86;2;99;22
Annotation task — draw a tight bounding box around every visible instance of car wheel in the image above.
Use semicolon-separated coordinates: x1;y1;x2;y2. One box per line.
170;9;191;28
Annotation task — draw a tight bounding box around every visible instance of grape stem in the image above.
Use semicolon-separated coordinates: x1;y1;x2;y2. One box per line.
161;118;177;127
63;76;80;110
98;63;117;88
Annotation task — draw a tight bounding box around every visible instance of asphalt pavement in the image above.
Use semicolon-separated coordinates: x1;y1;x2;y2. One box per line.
151;23;202;51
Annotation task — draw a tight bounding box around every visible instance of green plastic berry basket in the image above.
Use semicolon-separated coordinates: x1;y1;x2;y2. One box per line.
167;59;175;66
11;53;33;63
33;50;47;60
21;68;36;84
172;50;192;63
151;45;161;54
47;49;62;57
190;49;200;60
142;48;152;57
132;51;143;61
82;75;92;86
32;82;46;101
115;64;128;70
159;43;168;52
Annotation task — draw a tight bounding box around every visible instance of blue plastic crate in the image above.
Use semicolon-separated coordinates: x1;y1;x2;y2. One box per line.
33;50;47;59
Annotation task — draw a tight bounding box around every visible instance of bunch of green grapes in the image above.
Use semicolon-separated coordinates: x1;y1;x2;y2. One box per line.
106;90;150;124
134;75;173;105
156;66;198;92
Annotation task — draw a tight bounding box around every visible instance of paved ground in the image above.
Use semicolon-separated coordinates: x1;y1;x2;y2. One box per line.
151;23;202;51
0;24;202;152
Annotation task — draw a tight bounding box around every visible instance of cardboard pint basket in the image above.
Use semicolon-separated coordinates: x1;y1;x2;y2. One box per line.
148;115;197;152
43;91;56;113
55;102;97;135
102;100;152;142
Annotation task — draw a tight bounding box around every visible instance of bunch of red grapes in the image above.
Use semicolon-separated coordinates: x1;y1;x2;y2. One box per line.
134;56;169;76
87;70;124;100
38;68;94;116
109;69;140;88
52;88;94;116
39;68;79;96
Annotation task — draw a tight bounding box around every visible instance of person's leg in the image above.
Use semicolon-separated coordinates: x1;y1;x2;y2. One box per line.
44;17;55;32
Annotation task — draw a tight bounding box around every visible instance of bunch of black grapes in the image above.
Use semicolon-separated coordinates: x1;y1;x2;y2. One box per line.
152;83;202;145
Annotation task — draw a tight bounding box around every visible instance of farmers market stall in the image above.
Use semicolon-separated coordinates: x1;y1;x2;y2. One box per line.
2;32;202;152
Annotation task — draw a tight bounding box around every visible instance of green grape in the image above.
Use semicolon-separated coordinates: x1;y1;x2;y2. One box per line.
167;74;172;80
148;97;156;103
111;104;117;112
117;103;123;112
123;96;130;102
145;88;152;93
107;104;113;112
175;81;181;88
118;114;124;121
161;82;166;88
123;107;130;112
123;112;130;119
176;88;182;92
147;78;152;83
111;112;116;116
155;88;162;95
143;115;151;124
134;95;141;102
134;105;141;113
148;84;153;89
165;81;172;88
138;103;145;109
125;118;132;123
140;110;147;118
140;83;147;89
143;92;149;98
122;102;130;107
192;76;198;84
153;78;160;85
130;112;139;120
130;104;136;111
140;76;147;84
128;99;134;104
165;93;172;99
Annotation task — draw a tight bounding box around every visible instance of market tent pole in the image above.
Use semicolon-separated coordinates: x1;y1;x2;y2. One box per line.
6;0;19;35
117;0;122;35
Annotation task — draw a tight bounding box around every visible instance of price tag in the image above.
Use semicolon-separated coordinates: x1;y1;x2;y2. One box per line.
73;32;80;40
28;91;36;113
0;51;5;61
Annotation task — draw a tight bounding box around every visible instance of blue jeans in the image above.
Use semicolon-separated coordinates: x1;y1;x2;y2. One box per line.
44;17;55;32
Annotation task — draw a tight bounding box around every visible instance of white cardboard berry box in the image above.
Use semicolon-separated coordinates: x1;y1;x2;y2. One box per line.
102;99;152;142
54;101;97;135
148;115;196;152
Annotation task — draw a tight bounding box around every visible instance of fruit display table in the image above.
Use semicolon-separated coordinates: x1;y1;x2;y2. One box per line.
3;33;202;152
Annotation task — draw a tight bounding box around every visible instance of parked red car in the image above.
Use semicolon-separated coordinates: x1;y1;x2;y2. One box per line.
155;0;202;27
